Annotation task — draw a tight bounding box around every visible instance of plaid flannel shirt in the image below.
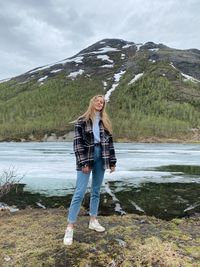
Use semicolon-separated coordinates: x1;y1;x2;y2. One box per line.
73;117;117;170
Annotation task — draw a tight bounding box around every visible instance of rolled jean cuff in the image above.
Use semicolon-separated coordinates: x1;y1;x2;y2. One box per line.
89;212;97;217
67;219;76;224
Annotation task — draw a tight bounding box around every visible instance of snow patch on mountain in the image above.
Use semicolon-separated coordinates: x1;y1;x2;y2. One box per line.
50;69;62;73
102;81;107;90
105;70;126;101
122;44;134;49
170;62;199;82
181;73;200;83
60;56;83;65
128;73;144;85
149;59;156;63
170;62;177;70
83;46;120;55
136;43;143;51
68;69;84;79
38;76;48;82
18;81;28;84
29;65;53;74
96;46;120;54
149;48;159;52
97;55;113;63
100;64;114;68
0;78;11;83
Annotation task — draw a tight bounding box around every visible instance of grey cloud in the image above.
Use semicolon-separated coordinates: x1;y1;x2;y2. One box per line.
0;0;200;79
118;0;200;48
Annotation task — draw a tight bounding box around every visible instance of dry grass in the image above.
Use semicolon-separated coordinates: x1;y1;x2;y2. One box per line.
0;208;199;267
0;167;24;198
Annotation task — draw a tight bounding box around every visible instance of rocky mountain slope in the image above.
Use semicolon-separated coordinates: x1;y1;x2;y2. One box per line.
0;39;200;141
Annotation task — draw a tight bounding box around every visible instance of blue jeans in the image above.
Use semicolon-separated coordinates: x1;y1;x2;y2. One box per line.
67;145;105;223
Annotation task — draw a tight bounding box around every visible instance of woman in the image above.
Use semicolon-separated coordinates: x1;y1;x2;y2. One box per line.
63;95;117;245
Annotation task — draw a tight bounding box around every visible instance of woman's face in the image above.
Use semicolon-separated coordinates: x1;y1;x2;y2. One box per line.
93;97;104;112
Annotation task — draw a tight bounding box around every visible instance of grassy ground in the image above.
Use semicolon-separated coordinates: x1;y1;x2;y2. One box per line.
0;208;199;267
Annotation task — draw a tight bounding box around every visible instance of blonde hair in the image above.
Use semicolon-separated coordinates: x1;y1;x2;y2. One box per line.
77;95;112;133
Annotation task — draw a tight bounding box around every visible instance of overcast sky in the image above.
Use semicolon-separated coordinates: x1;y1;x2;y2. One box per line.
0;0;199;80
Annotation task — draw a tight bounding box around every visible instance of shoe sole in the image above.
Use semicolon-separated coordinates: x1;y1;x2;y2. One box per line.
63;240;73;245
89;226;105;232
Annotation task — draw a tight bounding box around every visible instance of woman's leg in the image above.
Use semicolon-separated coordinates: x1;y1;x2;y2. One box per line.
64;170;91;245
67;170;91;224
89;146;105;219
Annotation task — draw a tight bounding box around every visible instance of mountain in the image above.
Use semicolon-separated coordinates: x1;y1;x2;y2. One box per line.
0;38;200;142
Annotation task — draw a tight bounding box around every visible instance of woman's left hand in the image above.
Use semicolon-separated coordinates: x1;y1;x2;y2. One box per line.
110;166;115;173
82;166;90;174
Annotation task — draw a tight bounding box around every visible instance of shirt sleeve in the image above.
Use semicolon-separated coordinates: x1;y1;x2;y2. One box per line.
109;134;117;167
73;121;88;167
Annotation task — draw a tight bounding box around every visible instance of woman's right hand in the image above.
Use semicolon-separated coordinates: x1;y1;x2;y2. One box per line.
82;166;90;174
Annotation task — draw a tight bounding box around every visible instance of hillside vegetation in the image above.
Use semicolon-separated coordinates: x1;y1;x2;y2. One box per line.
109;61;200;141
0;39;200;142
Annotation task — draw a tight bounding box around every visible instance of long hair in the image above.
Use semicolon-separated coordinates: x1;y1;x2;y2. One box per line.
76;95;112;133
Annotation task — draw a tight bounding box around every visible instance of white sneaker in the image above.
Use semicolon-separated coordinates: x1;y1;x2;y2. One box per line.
89;219;105;232
63;227;73;245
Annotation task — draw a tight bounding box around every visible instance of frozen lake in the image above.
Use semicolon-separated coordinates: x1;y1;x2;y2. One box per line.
1;142;200;219
0;142;200;195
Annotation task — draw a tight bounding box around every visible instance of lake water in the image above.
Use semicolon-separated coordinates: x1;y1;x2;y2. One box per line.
0;142;200;219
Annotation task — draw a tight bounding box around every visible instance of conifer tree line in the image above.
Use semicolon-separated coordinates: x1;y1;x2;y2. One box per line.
0;63;200;141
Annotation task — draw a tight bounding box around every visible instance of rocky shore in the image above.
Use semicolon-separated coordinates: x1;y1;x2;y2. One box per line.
0;131;75;142
0;131;200;143
0;207;199;266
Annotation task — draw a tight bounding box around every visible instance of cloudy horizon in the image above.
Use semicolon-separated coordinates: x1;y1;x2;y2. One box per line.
0;0;199;80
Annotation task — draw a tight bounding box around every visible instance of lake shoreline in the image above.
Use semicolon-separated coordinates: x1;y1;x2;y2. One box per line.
0;136;200;144
0;129;200;143
1;180;200;221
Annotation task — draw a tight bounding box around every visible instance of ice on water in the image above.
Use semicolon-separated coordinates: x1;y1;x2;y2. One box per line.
0;142;200;196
